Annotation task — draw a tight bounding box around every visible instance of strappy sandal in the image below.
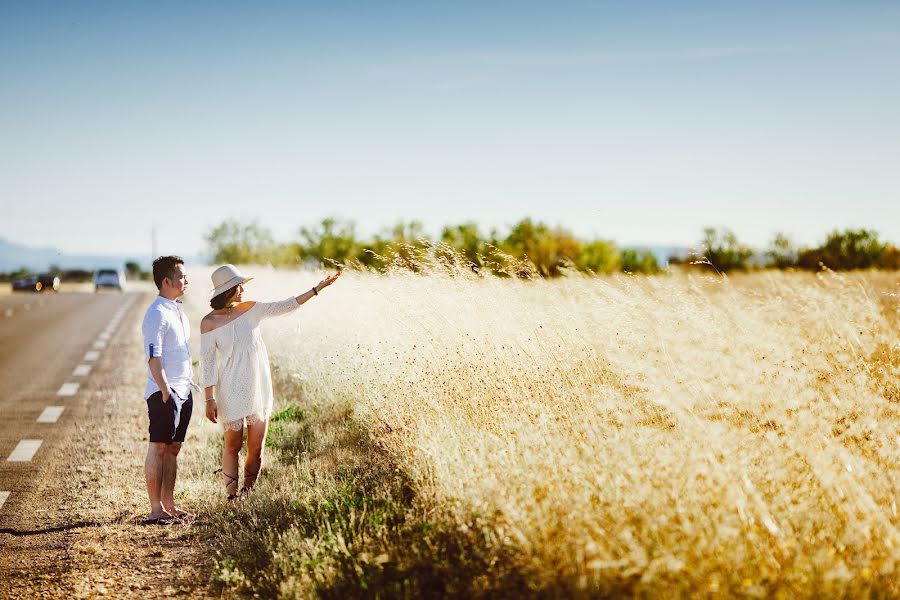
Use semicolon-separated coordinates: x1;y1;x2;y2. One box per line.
214;468;240;501
240;469;260;496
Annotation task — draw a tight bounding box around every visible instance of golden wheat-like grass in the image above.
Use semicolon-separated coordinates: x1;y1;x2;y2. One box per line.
189;265;899;596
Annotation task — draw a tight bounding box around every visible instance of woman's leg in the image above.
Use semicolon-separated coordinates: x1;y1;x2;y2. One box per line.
222;426;244;498
243;418;269;492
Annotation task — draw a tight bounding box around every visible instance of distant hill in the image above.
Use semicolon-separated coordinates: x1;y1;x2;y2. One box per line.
0;237;205;273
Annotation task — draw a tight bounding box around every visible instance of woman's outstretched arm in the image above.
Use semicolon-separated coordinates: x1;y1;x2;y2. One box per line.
294;271;342;305
258;271;344;320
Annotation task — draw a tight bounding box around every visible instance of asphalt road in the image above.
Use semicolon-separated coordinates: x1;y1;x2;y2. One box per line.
0;289;145;525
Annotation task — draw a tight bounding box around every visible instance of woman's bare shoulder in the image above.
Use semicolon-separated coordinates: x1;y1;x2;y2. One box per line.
200;313;218;334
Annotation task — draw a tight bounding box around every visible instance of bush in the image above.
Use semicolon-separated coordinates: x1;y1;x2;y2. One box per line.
765;233;797;269
206;218;294;265
693;227;753;272
439;222;489;270
500;218;581;277
297;218;361;267
575;240;621;274
797;229;890;271
620;248;660;274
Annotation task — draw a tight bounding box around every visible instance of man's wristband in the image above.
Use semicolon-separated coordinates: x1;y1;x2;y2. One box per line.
312;286;318;296
206;398;216;403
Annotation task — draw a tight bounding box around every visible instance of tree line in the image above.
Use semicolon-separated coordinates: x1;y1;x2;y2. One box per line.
678;227;900;273
206;218;899;277
206;217;659;276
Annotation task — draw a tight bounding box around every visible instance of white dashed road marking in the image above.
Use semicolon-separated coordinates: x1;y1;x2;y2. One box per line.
98;331;111;340
73;364;92;376
84;350;100;361
0;491;9;510
57;382;80;396
93;340;107;349
7;440;42;462
38;406;65;423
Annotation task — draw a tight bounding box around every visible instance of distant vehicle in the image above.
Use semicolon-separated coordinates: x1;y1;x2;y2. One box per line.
11;273;60;293
93;269;126;292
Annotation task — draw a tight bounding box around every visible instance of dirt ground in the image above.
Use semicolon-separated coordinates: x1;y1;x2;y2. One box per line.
0;290;218;599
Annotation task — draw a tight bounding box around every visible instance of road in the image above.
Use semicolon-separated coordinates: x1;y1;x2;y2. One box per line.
0;289;141;523
0;284;216;599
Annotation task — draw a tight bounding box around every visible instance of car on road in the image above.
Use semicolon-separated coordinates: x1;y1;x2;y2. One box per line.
93;268;126;292
11;273;61;292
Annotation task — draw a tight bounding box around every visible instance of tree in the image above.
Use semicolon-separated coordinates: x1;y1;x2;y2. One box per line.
360;221;430;271
620;248;660;274
797;229;888;270
879;244;900;270
205;219;279;265
576;240;621;274
125;261;142;279
297;218;360;266
440;222;487;269
501;218;582;277
696;227;753;272
765;233;797;269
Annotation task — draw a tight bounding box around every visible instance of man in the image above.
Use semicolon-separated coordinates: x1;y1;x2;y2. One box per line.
141;255;195;524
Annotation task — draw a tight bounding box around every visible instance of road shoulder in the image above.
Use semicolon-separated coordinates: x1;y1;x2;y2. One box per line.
0;291;216;599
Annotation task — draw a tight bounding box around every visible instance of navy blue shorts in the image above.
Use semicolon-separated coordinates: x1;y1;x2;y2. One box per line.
146;389;193;444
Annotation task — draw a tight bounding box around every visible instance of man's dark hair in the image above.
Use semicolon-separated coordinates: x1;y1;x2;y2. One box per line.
152;255;184;290
210;286;239;310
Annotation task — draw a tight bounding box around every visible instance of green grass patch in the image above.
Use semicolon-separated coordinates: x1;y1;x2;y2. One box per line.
204;376;534;599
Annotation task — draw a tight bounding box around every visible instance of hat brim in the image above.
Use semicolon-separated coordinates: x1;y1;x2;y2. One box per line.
210;276;254;300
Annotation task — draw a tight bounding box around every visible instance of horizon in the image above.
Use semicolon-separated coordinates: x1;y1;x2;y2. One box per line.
2;2;899;256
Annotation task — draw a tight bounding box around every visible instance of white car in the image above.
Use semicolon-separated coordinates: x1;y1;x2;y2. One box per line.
93;269;126;292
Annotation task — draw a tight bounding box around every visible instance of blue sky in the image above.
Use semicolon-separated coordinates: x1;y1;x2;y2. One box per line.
1;1;898;257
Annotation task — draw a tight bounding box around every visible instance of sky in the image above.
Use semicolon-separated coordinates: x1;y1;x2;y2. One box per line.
1;1;899;258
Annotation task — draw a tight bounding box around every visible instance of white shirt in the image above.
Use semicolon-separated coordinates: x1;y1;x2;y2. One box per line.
142;295;194;400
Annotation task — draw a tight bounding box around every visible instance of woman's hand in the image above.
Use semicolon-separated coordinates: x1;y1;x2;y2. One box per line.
316;271;342;292
205;399;218;424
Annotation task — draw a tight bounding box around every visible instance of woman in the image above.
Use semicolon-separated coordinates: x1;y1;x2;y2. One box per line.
200;264;341;500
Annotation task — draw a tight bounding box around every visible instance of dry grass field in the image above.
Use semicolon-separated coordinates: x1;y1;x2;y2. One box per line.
183;265;898;598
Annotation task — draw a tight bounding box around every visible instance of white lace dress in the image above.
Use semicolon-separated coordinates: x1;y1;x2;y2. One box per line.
200;297;300;431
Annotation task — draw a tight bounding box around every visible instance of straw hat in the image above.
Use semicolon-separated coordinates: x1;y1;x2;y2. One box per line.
209;264;254;300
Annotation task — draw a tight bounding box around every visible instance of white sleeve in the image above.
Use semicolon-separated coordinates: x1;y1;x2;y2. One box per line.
256;297;301;320
200;332;218;387
142;308;166;360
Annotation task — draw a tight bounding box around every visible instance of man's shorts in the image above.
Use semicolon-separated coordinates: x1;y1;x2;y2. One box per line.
146;389;193;444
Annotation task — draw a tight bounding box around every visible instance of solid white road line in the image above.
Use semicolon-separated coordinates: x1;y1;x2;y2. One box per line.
57;382;80;396
84;350;100;361
38;406;65;423
0;491;9;510
93;340;107;349
7;440;42;462
73;364;92;376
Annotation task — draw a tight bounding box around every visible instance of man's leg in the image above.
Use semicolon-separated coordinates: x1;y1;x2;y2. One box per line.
162;392;193;514
160;442;181;512
145;442;169;518
222;428;243;498
243;419;269;492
